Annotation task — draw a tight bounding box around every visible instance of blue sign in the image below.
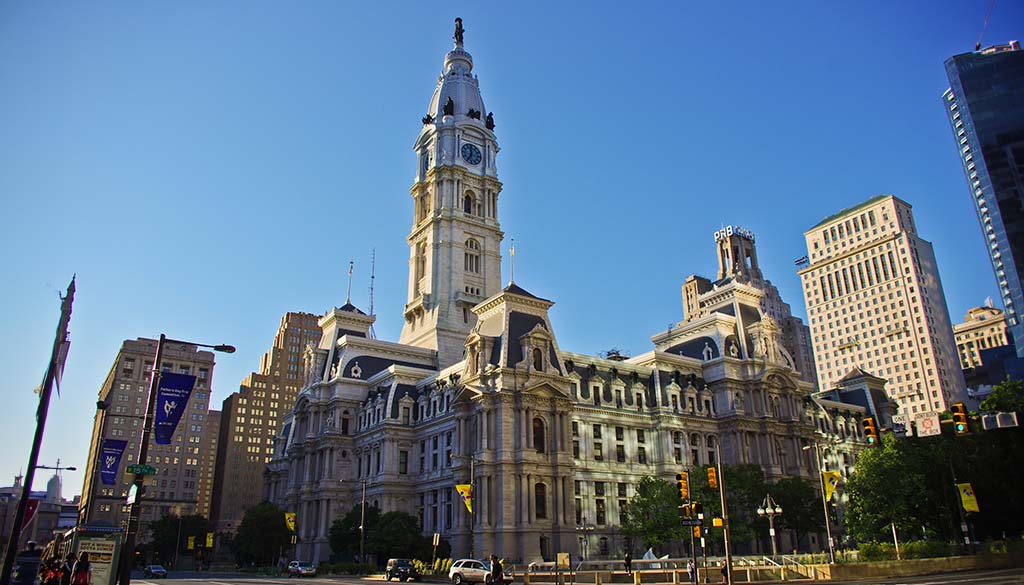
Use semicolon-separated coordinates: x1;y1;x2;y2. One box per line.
99;439;128;486
154;372;197;444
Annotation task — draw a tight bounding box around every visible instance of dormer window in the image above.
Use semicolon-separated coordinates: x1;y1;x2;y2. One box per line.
532;347;543;371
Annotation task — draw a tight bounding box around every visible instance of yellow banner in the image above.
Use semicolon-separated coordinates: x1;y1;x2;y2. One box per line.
958;483;980;512
285;512;296;532
187;536;194;550
823;471;841;502
455;484;473;514
206;532;214;548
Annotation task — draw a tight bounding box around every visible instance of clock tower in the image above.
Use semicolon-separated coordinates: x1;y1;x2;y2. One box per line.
400;19;505;368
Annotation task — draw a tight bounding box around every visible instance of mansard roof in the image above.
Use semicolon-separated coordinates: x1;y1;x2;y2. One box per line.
503;282;550;302
339;302;367;315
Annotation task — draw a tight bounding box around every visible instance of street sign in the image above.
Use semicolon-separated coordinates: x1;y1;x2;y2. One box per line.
126;464;156;475
914;412;941;437
679;519;702;526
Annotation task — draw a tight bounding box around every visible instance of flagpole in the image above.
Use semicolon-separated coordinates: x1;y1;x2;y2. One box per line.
813;442;836;563
1;277;75;585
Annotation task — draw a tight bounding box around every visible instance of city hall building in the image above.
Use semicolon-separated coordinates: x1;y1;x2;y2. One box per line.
264;21;867;564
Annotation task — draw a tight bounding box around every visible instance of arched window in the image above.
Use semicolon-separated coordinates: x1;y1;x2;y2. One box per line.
532;347;543;371
533;418;545;453
535;483;547;519
464;193;473;214
464;239;481;274
415;242;427;294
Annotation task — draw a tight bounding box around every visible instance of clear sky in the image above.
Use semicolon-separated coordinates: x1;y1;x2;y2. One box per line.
1;1;1022;496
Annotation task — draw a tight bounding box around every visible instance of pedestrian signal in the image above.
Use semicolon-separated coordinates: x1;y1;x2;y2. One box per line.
951;402;969;435
676;472;690;500
707;467;718;489
862;417;879;445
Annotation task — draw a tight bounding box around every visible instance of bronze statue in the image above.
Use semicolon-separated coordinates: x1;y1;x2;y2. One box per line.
422;113;434;125
454;18;465;45
443;97;454;116
485;112;495;130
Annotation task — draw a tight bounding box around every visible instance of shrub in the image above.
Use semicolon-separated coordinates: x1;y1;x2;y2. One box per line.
857;542;897;562
989;541;1008;555
901;541;951;559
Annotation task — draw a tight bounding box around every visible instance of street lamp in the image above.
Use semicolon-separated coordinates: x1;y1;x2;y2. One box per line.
803;438;837;564
37;460;77;474
118;334;234;585
756;493;782;559
450;452;483;559
575;517;595;561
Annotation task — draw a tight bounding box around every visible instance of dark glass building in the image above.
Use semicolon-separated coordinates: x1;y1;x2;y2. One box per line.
943;41;1024;356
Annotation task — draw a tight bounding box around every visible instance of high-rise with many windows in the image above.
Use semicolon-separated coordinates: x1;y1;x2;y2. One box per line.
943;41;1024;356
210;311;321;532
798;195;967;416
79;338;217;533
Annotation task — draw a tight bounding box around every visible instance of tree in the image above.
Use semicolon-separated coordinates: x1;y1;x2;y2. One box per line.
232;501;292;566
685;464;768;555
147;514;209;567
771;476;824;551
329;505;382;562
980;377;1024;413
620;476;683;553
366;511;436;562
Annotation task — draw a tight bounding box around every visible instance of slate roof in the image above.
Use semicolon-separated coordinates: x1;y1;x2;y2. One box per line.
503;282;551;302
339;302;367;315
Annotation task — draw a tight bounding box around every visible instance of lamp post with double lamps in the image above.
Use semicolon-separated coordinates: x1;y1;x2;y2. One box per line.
575;517;595;561
756;493;782;559
117;334;234;585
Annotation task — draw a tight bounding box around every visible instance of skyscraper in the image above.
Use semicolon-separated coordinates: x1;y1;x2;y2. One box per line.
798;195;967;416
943;41;1024;356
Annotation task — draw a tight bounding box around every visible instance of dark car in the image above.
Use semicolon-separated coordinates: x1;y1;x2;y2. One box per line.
143;565;168;578
385;558;420;582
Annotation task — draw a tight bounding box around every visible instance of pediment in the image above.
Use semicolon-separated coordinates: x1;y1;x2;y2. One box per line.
522;380;572;400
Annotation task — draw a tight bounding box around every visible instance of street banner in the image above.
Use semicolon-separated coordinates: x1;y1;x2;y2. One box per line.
455;484;473;513
187;536;194;550
822;471;841;502
21;499;39;530
285;512;296;532
958;483;980;512
154;372;197;444
206;532;214;548
99;438;129;486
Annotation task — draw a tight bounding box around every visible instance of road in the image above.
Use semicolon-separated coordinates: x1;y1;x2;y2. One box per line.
132;568;1024;585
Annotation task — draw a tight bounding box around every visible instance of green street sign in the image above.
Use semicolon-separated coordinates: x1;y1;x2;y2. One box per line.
127;464;156;475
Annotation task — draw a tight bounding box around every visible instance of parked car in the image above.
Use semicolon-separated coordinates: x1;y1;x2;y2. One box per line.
288;561;317;577
143;565;168;578
385;558;421;581
448;559;512;585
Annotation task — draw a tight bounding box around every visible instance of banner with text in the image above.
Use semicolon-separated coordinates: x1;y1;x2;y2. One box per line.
155;372;197;444
99;438;129;486
455;484;473;514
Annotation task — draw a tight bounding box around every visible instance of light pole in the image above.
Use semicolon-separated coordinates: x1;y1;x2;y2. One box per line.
756;493;782;559
803;440;836;563
37;460;77;475
118;334;234;585
359;479;367;572
575;517;594;561
450;453;482;559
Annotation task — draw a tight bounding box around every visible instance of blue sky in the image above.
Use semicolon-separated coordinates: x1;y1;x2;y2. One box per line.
1;1;1021;496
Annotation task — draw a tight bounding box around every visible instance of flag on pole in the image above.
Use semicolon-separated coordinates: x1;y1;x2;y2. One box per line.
958;483;980;512
187;536;195;550
822;471;841;502
455;484;473;513
285;512;296;532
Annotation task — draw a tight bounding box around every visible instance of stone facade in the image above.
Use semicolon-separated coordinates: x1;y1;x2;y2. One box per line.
953;305;1009;369
263;22;864;565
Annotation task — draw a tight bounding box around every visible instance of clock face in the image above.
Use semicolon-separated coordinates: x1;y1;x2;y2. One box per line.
461;143;482;165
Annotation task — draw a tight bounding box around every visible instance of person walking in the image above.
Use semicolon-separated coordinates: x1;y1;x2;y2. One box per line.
720;562;728;585
488;555;504;585
70;552;92;585
623;551;632;575
60;554;76;585
687;560;695;584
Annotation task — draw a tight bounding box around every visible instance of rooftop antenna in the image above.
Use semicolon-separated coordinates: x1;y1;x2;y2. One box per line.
509;238;516;285
975;0;997;50
346;260;354;305
369;249;377;338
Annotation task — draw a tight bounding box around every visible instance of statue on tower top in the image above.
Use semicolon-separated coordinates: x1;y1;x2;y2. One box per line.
454;17;465;45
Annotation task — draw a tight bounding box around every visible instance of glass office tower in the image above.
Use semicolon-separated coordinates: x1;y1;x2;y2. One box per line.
943;41;1024;357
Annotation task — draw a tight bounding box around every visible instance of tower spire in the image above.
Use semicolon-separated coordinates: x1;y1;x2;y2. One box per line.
346;260;354;304
509;238;516;285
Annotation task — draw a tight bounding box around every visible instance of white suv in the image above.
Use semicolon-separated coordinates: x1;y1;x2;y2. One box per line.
448;559;496;585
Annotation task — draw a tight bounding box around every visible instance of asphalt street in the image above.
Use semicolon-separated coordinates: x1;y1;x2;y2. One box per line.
130;568;1024;585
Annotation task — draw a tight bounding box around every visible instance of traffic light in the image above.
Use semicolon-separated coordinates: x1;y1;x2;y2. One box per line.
951;402;969;435
678;504;691;520
676;471;690;500
691;502;703;516
692;526;702;539
707;467;718;489
862;417;879;445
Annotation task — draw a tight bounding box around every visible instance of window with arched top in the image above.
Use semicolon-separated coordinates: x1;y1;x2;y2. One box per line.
464;194;473;214
535;483;547;519
532;347;543;371
464;239;481;274
533;417;545;453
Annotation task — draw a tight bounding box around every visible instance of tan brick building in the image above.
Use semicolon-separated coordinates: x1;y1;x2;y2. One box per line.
79;338;217;533
197;410;221;519
210;312;321;532
798;195;967;417
953;305;1009;369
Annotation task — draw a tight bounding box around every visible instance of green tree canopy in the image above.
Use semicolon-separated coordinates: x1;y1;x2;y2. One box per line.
620;476;683;554
329;504;382;562
979;378;1024;413
232;501;292;566
147;514;208;566
771;476;824;551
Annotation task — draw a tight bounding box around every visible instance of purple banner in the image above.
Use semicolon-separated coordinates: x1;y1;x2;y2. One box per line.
99;438;128;486
154;372;197;444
